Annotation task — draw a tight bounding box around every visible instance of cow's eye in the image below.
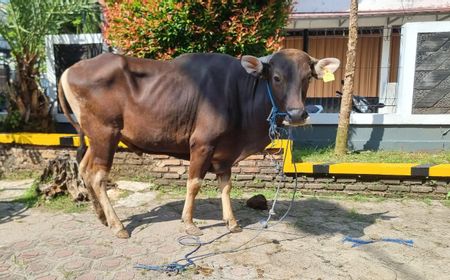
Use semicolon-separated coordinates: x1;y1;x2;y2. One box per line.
273;75;281;83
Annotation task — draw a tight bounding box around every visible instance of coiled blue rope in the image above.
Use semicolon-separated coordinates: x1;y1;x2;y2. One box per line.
343;236;414;248
134;233;230;273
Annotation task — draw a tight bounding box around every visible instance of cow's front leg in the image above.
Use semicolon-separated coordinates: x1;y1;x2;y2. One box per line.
218;170;242;233
182;143;214;236
182;178;203;236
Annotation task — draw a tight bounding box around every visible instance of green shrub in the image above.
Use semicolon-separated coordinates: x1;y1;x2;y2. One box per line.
103;0;292;59
0;110;23;132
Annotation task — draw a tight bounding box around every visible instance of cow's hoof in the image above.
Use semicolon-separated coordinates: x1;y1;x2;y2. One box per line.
228;224;242;233
115;229;130;239
185;224;203;236
99;217;108;227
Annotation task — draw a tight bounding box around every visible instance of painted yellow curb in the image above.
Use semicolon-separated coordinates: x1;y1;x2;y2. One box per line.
0;133;128;148
429;164;450;177
1;133;449;178
329;163;416;176
0;133;76;146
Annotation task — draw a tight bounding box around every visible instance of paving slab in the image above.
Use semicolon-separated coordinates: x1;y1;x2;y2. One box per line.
0;179;449;279
115;181;153;192
0;179;34;201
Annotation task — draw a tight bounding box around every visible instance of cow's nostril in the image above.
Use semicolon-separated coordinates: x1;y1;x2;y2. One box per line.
287;109;308;122
301;110;309;120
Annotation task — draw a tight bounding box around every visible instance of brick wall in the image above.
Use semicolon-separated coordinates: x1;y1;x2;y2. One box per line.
1;145;448;198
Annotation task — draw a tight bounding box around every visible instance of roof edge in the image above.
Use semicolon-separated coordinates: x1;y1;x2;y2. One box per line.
290;8;450;19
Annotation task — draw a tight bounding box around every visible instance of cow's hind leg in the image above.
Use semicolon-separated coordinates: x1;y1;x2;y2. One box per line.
79;148;107;226
88;128;129;238
182;143;214;236
218;170;242;233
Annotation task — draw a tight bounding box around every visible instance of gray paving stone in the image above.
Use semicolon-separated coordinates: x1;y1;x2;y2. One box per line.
116;192;157;208
116;181;152;192
1;179;450;280
113;271;136;280
35;275;58;280
61;258;92;272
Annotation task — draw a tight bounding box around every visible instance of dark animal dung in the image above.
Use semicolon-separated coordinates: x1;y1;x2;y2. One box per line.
246;194;268;210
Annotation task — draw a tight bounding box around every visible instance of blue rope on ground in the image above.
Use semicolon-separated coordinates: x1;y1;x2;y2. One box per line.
343;236;414;248
134;263;188;273
135;233;230;273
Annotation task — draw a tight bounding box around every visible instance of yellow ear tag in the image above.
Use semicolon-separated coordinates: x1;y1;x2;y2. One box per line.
323;69;335;83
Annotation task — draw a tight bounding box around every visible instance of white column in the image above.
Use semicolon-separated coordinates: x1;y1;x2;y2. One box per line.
396;23;418;116
378;26;391;114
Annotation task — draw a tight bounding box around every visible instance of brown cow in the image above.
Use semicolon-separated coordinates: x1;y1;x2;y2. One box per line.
58;49;339;238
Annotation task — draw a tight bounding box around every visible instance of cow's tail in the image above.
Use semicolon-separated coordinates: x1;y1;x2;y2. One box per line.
58;70;87;163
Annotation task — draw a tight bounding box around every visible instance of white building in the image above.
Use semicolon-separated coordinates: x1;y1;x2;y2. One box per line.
284;0;450;150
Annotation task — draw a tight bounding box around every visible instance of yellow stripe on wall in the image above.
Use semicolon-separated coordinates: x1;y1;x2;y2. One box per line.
0;133;448;178
0;133;76;146
429;164;450;177
329;163;415;176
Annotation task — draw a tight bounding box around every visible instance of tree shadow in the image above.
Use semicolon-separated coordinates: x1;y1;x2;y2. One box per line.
0;202;28;225
124;197;395;238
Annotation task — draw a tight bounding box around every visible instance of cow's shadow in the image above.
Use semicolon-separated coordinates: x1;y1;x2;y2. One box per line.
0;202;29;225
124;197;395;237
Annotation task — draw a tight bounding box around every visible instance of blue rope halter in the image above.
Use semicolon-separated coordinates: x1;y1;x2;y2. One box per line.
265;80;289;139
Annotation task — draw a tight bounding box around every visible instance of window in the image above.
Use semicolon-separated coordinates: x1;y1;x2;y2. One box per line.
45;34;103;122
283;28;384;113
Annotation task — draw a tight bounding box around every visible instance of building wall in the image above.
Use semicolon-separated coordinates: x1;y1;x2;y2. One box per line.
293;125;450;151
412;32;450;114
292;0;450;14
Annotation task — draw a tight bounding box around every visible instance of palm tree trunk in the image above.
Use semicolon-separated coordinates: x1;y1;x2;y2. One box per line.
14;55;51;129
335;0;358;155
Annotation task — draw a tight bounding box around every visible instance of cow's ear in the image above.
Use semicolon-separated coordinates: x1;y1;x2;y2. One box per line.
241;55;263;76
312;57;340;79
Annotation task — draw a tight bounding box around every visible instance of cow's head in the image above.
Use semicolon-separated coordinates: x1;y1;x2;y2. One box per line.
241;49;340;126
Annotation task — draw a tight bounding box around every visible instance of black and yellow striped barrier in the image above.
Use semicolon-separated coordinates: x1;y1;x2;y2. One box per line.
0;133;127;148
1;133;449;178
266;140;449;178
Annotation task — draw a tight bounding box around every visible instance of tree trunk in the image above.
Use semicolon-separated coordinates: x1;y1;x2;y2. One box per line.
13;55;52;131
38;154;89;201
334;0;358;155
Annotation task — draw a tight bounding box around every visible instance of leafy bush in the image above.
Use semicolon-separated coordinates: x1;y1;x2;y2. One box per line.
103;0;292;59
0;110;23;132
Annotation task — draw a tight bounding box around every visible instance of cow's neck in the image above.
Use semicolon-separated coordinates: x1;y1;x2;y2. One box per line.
237;75;276;148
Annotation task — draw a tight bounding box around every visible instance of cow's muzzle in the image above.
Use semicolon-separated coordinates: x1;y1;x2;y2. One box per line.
282;109;310;126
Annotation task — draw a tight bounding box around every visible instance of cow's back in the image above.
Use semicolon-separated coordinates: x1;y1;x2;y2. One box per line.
66;53;245;157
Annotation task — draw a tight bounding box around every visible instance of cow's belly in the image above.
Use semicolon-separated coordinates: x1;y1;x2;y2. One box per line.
119;91;195;156
120;118;191;156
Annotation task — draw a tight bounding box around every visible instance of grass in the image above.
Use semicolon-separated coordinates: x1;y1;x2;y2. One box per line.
13;180;40;207
152;183;396;203
151;184;398;203
153;185;247;199
293;147;450;164
442;200;450;207
112;173;155;182
118;189;132;199
13;181;88;213
301;192;386;203
41;195;88;213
